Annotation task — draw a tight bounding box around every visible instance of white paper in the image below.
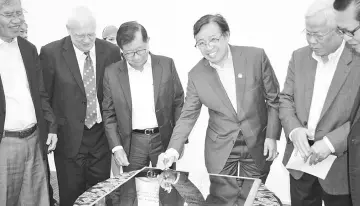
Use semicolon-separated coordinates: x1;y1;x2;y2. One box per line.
286;149;337;180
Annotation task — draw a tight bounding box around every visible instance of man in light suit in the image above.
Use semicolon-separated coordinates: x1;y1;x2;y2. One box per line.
39;6;121;206
279;1;360;206
102;21;184;205
334;1;360;205
0;0;57;205
159;14;281;183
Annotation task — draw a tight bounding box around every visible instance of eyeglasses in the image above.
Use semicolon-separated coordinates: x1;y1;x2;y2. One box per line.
305;29;334;41
73;33;96;40
123;48;147;58
0;9;25;20
337;25;360;37
195;34;223;49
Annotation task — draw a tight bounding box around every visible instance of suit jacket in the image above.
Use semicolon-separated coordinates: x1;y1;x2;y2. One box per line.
0;37;54;156
280;44;360;195
348;88;359;206
39;36;121;157
102;53;184;156
168;45;282;174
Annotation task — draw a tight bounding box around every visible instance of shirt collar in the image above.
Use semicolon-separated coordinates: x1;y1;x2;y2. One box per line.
127;53;152;72
0;37;17;45
73;44;96;57
209;45;232;70
312;40;346;63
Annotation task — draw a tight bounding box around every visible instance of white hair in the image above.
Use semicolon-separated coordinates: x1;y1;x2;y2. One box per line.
305;0;337;28
66;6;96;30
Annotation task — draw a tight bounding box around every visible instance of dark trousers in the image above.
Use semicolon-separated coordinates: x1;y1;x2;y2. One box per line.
290;173;352;206
220;132;270;183
54;123;111;206
114;132;183;206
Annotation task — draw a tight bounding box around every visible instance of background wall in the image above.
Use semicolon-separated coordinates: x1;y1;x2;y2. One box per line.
21;0;315;204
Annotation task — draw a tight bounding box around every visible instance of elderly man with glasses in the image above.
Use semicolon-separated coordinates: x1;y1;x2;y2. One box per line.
0;0;57;205
279;0;360;205
39;6;121;206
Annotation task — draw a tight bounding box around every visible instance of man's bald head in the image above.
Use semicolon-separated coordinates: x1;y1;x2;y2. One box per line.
66;6;97;52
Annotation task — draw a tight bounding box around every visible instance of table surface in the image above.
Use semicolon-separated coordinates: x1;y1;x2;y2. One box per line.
74;168;282;206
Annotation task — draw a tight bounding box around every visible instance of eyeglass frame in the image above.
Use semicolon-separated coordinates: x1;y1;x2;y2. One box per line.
73;32;97;40
337;25;360;37
0;9;25;20
194;33;224;49
304;28;335;41
123;48;148;58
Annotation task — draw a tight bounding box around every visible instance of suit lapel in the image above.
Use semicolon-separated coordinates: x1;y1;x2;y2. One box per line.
95;39;105;90
18;37;34;93
319;45;353;120
203;60;237;120
62;36;85;94
304;52;317;119
117;61;132;112
151;54;162;106
230;46;247;121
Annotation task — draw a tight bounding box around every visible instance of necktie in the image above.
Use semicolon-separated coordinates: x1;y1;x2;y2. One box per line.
83;51;97;128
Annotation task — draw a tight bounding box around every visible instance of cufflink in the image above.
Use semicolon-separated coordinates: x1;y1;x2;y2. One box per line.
237;73;243;78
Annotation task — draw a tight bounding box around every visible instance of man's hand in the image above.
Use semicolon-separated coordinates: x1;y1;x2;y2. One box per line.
113;148;129;167
264;138;278;161
309;139;332;165
157;152;176;170
291;128;313;160
46;133;58;153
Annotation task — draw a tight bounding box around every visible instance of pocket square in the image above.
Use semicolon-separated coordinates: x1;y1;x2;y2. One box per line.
237;73;243;78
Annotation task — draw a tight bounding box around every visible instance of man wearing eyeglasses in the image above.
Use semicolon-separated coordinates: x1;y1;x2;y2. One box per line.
334;1;360;206
0;0;57;205
280;1;359;206
102;21;184;205
158;13;281;186
39;6;121;206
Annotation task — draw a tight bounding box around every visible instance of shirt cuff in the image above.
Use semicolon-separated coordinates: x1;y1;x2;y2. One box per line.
172;172;181;184
323;136;335;153
289;127;303;142
112;146;124;153
165;148;180;160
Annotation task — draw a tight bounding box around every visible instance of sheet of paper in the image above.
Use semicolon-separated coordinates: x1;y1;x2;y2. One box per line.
286;149;337;180
136;177;160;206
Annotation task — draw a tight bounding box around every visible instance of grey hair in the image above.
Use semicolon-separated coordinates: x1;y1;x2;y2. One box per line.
0;0;21;9
66;6;96;30
305;0;337;28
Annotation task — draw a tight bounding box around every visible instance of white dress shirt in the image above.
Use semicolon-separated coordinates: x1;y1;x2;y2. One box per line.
290;41;346;153
73;45;102;123
210;46;237;111
0;38;37;131
112;54;158;153
127;54;158;129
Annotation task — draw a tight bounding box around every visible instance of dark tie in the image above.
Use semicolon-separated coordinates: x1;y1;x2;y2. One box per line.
83;51;97;128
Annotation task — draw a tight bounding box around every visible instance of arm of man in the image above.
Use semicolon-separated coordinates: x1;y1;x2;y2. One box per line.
325;121;351;155
39;46;57;134
102;67;122;150
167;73;202;156
170;59;184;123
279;51;304;140
260;49;282;140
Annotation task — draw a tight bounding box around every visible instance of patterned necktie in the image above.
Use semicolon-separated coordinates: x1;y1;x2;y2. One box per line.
83;51;97;128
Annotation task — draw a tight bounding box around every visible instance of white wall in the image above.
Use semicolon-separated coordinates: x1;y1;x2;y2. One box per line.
22;0;316;204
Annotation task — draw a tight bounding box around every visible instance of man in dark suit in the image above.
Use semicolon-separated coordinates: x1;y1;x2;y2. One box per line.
279;2;359;205
334;1;360;205
159;14;281;183
102;21;184;205
39;6;121;206
0;0;56;205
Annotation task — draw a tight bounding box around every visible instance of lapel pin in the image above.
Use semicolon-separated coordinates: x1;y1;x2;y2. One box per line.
237;73;243;78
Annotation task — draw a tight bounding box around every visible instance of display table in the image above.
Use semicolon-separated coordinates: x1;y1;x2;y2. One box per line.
74;168;282;206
